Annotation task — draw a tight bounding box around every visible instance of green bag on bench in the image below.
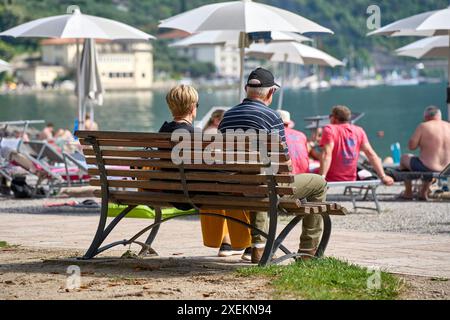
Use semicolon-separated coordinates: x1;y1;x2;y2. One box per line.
107;203;196;220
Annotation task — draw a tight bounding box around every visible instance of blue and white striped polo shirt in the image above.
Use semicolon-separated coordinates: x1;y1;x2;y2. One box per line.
218;99;287;145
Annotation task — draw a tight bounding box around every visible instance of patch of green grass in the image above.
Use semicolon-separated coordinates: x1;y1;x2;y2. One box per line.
0;241;9;248
237;258;403;300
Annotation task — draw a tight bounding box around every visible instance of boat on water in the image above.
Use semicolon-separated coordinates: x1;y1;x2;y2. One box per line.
385;78;421;87
195;106;231;130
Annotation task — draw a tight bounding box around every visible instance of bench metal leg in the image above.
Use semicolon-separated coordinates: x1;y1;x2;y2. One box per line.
82;205;137;259
258;176;281;267
269;213;332;265
139;207;163;256
83;196;110;259
316;214;332;257
91;211;293;258
83;206;333;266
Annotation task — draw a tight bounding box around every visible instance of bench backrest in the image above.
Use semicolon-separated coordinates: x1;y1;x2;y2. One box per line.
76;131;301;212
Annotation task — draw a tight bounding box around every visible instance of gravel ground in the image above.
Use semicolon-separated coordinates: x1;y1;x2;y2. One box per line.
327;185;450;235
0;185;449;235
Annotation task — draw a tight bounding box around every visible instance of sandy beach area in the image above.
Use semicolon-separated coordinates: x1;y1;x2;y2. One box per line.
0;186;449;300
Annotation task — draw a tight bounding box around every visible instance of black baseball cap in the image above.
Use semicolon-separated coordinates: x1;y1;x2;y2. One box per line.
246;68;280;88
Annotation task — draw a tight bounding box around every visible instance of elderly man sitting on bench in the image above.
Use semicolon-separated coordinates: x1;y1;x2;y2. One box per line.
400;106;450;201
219;68;330;263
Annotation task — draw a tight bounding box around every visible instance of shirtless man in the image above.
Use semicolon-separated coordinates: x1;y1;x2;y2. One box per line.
39;123;54;141
400;106;450;200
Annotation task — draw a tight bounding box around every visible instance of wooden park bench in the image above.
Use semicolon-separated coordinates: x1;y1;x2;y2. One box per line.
76;130;347;266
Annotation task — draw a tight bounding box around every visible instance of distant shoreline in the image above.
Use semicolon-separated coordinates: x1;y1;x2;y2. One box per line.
0;83;240;96
0;79;445;96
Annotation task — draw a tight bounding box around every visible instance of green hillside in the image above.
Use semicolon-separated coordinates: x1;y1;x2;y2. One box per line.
0;0;448;75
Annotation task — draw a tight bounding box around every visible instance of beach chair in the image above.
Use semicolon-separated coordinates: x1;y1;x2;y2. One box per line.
19;140;90;193
327;179;382;213
0;161;12;182
304;113;365;130
62;150;90;187
385;163;450;198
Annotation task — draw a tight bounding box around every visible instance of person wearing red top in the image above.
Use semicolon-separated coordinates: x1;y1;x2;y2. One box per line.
320;105;394;186
277;110;309;174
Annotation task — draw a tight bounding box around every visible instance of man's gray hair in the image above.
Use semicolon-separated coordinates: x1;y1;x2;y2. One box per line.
424;106;441;119
246;80;276;99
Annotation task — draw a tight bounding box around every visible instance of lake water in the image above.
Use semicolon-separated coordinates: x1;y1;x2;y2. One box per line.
0;82;447;158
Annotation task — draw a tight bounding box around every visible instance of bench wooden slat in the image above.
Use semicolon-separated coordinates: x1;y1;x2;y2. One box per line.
76;132;288;149
82;149;290;163
76;131;173;140
95;190;343;215
88;169;295;184
89;179;295;196
79;139;175;149
97;190;304;209
85;158;292;173
79;139;286;152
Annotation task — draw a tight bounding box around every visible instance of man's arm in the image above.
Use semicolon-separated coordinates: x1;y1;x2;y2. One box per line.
320;142;334;178
361;142;394;186
408;125;422;151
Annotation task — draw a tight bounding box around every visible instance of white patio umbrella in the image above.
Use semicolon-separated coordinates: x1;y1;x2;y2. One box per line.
368;7;450;119
79;38;104;127
247;41;343;109
396;36;449;59
170;30;311;47
0;6;155;129
0;59;10;73
159;0;333;100
368;7;450;37
396;35;450;119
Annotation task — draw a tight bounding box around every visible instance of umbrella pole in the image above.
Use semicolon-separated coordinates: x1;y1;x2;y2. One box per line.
448;31;450;121
239;45;245;102
76;39;83;130
238;32;250;102
278;54;288;110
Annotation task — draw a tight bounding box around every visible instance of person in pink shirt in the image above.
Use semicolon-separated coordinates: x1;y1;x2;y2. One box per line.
277;110;309;174
320;105;394;186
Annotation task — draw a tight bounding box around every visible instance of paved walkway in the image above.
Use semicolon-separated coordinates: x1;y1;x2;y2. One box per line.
1;213;449;278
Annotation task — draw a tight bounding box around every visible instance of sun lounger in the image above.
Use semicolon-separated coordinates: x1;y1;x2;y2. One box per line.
18;140;90;194
327;180;382;213
61;150;90;187
386;167;449;182
0;138;23;182
24;141;66;164
304;113;365;130
0;165;12;182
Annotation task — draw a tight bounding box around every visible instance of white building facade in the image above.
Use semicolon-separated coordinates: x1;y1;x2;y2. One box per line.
27;39;154;90
177;45;241;79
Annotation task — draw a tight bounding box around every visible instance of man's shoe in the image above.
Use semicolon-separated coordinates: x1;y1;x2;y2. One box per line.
241;247;252;261
251;247;265;264
296;248;317;261
218;243;245;257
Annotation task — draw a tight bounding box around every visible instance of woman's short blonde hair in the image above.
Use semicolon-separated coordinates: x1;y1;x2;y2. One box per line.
166;85;199;118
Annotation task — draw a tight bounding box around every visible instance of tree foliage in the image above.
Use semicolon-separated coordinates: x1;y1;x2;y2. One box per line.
0;0;448;74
